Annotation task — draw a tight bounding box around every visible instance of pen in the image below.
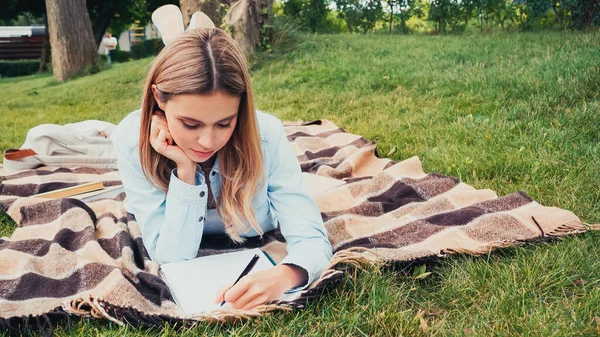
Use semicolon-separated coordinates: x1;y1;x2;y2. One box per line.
220;253;260;307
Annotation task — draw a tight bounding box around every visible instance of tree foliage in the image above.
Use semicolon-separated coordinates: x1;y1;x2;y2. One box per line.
428;0;478;33
334;0;384;33
2;0;599;40
475;0;520;31
284;0;331;32
386;0;424;33
1;0;178;46
0;0;46;24
87;0;178;46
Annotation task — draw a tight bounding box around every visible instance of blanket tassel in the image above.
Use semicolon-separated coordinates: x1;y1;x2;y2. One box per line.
66;296;125;327
0;308;70;337
326;247;381;272
546;221;600;237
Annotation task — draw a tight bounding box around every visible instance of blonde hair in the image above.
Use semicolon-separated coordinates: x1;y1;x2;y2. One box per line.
139;28;265;242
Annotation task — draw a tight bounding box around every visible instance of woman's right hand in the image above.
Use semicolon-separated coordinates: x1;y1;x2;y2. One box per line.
150;111;194;168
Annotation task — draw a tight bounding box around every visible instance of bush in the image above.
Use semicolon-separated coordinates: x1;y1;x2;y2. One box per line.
109;49;131;63
131;39;164;60
270;16;301;47
0;60;39;78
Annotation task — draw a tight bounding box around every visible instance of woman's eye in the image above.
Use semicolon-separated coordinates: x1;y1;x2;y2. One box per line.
217;123;231;129
182;122;200;130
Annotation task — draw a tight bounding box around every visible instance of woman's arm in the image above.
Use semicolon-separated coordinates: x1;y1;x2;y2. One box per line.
113;142;208;264
215;118;332;310
266;119;333;289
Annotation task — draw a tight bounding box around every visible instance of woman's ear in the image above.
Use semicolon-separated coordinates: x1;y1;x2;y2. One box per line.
151;84;166;111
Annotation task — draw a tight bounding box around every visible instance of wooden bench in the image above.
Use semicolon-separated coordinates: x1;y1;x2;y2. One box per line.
0;36;44;60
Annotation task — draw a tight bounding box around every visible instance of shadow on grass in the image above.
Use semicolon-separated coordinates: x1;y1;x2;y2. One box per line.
0;72;53;85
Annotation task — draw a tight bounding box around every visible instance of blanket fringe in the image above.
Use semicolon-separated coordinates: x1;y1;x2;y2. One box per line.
0;307;70;337
6;222;598;334
93;297;125;326
182;247;382;322
65;296;125;326
89;222;600;324
326;247;381;272
440;221;600;257
546;221;600;237
284;247;382;301
441;241;517;256
186;303;295;322
66;295;300;327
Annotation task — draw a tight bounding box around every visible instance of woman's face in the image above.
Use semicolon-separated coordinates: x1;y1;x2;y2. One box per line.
157;90;240;163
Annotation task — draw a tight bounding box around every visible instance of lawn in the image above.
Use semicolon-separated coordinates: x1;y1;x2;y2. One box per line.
1;31;599;336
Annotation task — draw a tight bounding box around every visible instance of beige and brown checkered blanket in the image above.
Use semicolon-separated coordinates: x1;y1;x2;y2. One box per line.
1;119;596;335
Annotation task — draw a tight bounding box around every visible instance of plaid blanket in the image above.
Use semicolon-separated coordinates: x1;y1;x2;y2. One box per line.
0;119;596;335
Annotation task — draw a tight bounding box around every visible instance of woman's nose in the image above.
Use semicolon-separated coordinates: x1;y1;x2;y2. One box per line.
197;130;214;150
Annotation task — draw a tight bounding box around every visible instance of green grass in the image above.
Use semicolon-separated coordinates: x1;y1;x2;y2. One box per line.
1;31;599;336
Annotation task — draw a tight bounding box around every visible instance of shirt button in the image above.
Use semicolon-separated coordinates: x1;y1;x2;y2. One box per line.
211;171;216;176
198;216;204;222
200;191;206;198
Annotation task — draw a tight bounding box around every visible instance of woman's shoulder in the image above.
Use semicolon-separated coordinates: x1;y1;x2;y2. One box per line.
255;110;283;143
111;109;142;156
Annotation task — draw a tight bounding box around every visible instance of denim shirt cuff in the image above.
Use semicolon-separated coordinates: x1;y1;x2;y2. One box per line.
280;258;317;293
169;168;207;203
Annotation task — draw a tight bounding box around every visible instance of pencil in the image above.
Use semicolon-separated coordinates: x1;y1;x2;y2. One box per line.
220;253;260;307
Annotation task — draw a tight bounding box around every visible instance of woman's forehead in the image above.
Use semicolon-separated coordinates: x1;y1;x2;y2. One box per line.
168;91;240;122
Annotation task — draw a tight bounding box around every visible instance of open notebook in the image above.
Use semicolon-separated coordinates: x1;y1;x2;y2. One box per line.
159;248;299;315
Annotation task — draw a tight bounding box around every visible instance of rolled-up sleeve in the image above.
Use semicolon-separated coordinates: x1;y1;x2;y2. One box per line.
266;120;333;289
113;143;208;264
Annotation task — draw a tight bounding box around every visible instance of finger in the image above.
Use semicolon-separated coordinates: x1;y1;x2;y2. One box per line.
240;294;269;310
164;129;173;146
151;119;168;132
230;284;269;310
155;129;167;150
228;281;267;310
150;120;163;140
152;119;170;141
223;277;252;304
228;289;257;310
151;115;168;130
153;109;166;118
214;284;231;304
149;125;158;144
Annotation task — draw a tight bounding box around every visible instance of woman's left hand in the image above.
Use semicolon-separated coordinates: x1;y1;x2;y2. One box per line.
215;264;307;310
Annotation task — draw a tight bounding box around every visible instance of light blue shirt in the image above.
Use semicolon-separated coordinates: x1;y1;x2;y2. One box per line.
111;109;332;288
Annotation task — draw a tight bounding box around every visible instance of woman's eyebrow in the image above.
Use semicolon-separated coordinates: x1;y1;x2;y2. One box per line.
180;113;237;124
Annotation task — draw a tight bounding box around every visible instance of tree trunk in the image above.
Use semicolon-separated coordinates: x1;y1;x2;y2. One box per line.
231;0;272;56
91;1;117;48
399;10;405;33
181;0;223;28
38;15;51;73
232;0;260;56
259;0;273;46
550;5;562;26
45;0;98;81
581;0;599;30
388;1;394;33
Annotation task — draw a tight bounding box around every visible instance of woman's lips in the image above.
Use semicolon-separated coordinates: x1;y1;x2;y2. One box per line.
191;149;214;158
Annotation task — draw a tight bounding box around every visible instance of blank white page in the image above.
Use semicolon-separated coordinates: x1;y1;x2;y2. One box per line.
159;248;276;315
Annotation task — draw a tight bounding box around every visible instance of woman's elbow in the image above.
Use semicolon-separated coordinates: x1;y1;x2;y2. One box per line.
154;239;196;264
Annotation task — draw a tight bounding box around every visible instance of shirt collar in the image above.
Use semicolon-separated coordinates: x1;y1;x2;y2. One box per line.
212;151;221;174
197;151;220;175
213;151;221;174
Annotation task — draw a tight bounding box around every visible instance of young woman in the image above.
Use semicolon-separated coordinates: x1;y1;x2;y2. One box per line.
111;28;332;310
